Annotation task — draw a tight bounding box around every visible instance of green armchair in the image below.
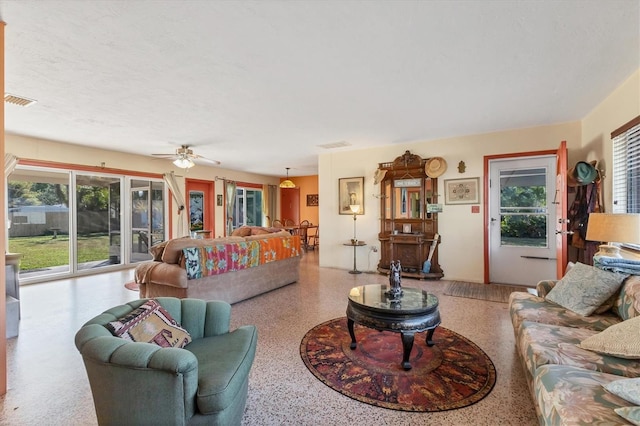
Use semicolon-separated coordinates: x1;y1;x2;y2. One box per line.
75;297;257;426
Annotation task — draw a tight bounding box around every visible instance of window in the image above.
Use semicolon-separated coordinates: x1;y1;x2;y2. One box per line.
612;115;640;214
233;187;263;229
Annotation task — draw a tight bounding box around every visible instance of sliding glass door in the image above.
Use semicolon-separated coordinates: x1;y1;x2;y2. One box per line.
7;166;167;283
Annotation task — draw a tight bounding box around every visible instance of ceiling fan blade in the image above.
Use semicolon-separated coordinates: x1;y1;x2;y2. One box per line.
193;154;221;165
151;153;177;159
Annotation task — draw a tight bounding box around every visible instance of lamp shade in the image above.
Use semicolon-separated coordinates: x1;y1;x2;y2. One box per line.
586;213;640;245
173;157;195;169
279;167;295;188
349;204;360;214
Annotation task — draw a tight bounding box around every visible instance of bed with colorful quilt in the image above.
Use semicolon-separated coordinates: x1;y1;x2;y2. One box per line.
134;229;301;304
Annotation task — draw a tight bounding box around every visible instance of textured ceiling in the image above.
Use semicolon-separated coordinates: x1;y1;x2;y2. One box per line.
1;1;639;176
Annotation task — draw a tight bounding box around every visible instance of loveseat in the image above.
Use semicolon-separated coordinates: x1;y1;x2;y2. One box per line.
509;263;640;425
134;227;301;304
75;297;257;426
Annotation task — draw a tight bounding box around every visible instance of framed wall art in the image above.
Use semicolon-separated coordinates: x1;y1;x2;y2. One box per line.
444;177;480;205
338;177;364;215
306;194;319;206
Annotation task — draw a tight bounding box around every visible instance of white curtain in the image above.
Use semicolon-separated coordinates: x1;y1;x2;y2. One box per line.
163;172;188;237
225;180;237;236
5;153;18;178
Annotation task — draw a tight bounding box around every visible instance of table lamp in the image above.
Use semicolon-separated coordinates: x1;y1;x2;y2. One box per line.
585;213;640;258
350;204;360;243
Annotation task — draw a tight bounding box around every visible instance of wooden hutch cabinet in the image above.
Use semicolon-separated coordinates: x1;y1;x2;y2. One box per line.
377;151;443;279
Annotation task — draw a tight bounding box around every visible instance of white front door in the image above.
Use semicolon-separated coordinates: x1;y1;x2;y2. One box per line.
489;155;557;286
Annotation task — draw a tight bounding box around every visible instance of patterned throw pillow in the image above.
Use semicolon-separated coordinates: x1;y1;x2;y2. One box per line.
107;299;192;348
614;407;640;426
545;262;627;316
578;316;640;359
605;378;640;405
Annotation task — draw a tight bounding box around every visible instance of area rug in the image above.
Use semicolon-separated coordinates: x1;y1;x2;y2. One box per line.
124;281;139;292
300;317;496;412
443;281;531;303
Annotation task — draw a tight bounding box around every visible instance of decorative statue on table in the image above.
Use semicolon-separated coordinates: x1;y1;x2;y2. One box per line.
386;260;403;301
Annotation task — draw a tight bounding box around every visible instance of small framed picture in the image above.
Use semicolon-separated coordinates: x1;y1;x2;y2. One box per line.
444;177;480;205
306;194;319;206
338;177;364;215
216;194;223;206
402;224;412;234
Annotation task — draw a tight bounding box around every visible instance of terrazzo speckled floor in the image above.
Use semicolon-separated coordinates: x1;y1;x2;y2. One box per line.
0;251;537;425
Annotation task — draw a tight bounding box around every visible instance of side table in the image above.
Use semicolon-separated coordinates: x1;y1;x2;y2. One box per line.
343;241;366;274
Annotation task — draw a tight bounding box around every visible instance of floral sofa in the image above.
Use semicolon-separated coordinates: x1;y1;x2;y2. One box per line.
509;263;640;425
134;227;301;304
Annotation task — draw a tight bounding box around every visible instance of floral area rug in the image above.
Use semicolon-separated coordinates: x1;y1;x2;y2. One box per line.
300;317;496;412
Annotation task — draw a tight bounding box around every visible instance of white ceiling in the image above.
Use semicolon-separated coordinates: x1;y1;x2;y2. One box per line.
1;1;639;177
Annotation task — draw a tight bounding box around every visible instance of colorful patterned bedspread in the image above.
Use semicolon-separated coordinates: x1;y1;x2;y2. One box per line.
182;235;301;280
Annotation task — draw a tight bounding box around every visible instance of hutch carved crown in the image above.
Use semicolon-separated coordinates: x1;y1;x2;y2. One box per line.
377;151;443;279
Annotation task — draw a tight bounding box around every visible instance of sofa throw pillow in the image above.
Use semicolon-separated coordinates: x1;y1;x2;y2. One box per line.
578;315;640;359
149;240;169;261
231;226;252;237
614;407;640;426
604;378;640;405
545;262;627;316
107;299;192;348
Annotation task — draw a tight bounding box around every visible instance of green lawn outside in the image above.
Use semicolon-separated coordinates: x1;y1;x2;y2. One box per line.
8;234;110;271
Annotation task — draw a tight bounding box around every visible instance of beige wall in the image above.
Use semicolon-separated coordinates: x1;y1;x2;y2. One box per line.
581;68;640;210
319;122;582;282
5;134;280;238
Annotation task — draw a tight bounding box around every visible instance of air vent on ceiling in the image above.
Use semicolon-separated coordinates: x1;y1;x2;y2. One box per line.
4;93;37;107
317;141;351;149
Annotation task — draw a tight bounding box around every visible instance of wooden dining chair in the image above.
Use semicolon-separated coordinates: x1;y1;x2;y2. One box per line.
299;220;310;249
284;219;295;227
307;225;319;249
272;219;283;228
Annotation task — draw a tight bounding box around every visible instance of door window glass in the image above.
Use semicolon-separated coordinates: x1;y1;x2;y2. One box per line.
499;168;548;248
8;168;71;278
76;174;122;270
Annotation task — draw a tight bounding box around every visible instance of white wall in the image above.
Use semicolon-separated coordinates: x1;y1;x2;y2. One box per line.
319;122;581;282
581;69;640;210
5;134;281;238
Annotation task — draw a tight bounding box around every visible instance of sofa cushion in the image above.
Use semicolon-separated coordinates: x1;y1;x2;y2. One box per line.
534;364;635;425
517;321;640;380
605;377;640;405
185;325;257;415
509;292;620;337
578;315;640;359
614;275;640;321
545;262;627;316
106;299;192;348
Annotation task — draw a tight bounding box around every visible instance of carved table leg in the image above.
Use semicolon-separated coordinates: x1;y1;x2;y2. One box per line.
426;327;437;347
401;332;415;370
348;318;357;349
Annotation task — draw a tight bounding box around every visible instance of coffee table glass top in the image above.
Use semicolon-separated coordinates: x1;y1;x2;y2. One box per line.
348;284;437;314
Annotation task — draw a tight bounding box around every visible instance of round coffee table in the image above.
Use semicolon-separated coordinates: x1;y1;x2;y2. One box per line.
346;284;440;370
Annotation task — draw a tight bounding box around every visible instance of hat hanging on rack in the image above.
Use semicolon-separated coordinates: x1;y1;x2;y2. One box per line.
373;168;387;185
425;157;447;178
567;160;600;187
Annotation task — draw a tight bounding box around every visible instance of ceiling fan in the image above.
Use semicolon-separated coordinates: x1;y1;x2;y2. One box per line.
151;145;220;169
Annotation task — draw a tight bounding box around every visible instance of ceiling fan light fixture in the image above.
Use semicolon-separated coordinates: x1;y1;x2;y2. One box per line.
279;167;296;188
173;157;195;169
